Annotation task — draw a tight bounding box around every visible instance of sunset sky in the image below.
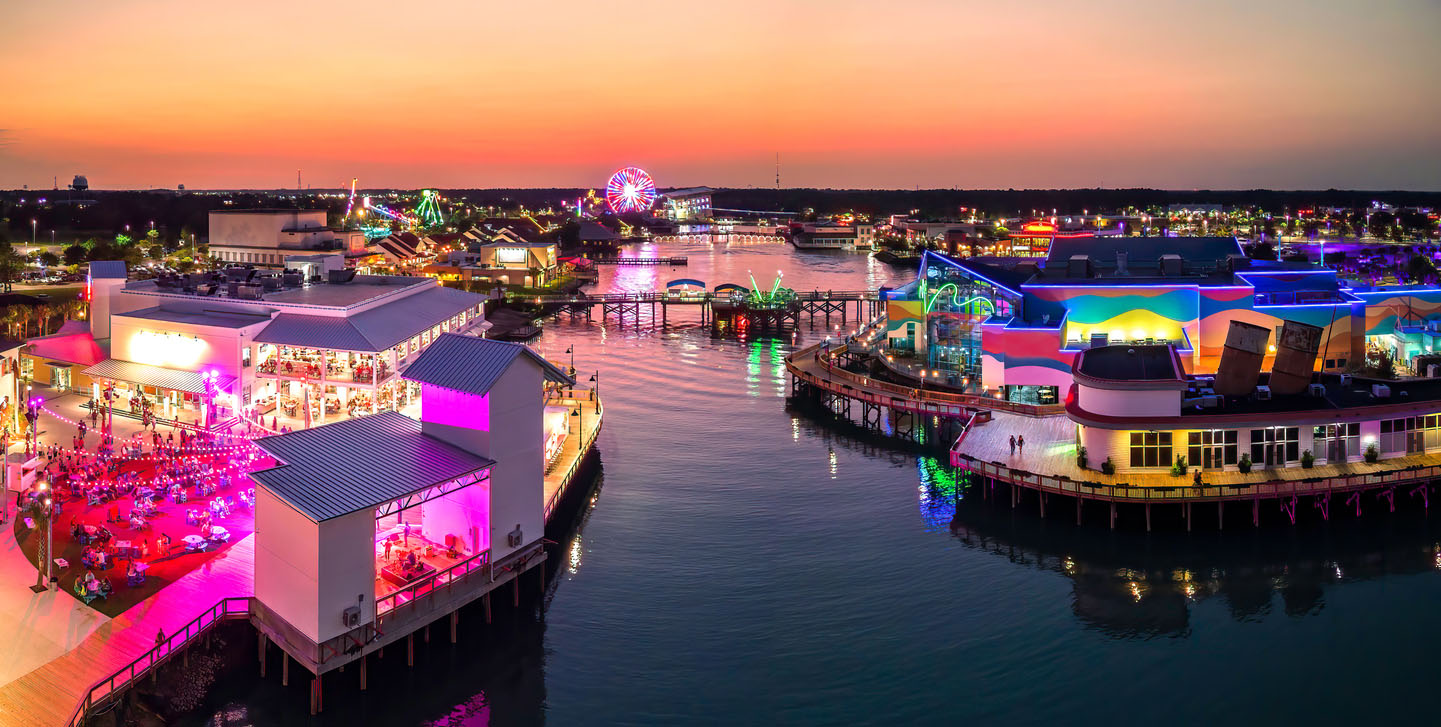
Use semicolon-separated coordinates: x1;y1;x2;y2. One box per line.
3;0;1440;191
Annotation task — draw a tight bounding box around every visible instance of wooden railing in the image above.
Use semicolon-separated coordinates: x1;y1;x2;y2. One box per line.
786;343;1064;418
67;597;252;727
952;455;1441;504
512;290;879;305
376;550;491;620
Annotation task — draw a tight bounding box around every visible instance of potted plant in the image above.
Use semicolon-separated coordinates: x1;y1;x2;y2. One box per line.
1238;453;1252;473
1101;457;1115;475
1076;446;1088;469
1170;455;1188;477
1365;443;1379;463
1301;450;1315;469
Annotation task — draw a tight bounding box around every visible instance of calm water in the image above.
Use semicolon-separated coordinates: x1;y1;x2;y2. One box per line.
193;240;1441;726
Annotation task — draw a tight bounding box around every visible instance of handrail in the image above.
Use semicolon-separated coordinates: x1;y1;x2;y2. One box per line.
786;343;1063;418
375;548;491;618
67;596;252;727
952;455;1441;504
510;290;880;304
544;397;604;519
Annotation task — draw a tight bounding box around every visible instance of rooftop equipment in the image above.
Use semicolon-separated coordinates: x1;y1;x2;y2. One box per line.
1213;320;1270;397
1269;320;1324;396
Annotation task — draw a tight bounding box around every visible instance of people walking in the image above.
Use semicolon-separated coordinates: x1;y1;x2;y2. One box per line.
1017;435;1025;455
1009;435;1016;456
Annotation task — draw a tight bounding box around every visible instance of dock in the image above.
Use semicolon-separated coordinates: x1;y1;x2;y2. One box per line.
587;256;688;265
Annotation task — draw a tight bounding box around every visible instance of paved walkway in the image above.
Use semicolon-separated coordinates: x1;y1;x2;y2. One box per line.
0;535;254;727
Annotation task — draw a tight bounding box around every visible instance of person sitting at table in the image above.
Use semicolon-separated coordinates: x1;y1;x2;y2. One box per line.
403;550;419;571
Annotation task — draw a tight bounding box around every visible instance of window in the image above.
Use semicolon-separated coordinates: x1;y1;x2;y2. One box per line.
1250;427;1299;466
1187;429;1237;469
1313;423;1360;461
1130;431;1172;468
1381;416;1437;454
242;347;252;368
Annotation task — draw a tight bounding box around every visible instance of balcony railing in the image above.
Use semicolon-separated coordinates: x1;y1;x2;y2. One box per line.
375;549;491;619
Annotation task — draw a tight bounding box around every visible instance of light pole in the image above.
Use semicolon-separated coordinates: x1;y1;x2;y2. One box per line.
29;219;36;257
29;481;50;592
589;371;599;413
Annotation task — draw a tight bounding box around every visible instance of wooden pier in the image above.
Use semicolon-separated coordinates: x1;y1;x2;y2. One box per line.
587;256;688;265
520;290;883;330
42;391;605;727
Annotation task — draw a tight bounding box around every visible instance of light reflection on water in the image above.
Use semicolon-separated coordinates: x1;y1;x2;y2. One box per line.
193;242;1441;727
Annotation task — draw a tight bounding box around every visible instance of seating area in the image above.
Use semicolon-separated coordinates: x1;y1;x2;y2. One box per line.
373;525;468;603
13;441;262;617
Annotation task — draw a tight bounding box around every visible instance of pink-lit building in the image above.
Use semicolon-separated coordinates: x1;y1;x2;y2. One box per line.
248;334;573;680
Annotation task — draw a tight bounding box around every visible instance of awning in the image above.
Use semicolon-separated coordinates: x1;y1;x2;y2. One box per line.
82;359;235;395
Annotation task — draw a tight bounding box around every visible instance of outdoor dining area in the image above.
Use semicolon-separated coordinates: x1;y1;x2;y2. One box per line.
14;434;263;615
373;523;466;601
257;345;393;385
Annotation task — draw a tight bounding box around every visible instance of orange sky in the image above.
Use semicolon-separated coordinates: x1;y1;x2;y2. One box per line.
4;0;1440;190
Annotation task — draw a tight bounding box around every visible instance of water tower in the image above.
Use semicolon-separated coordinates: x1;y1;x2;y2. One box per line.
70;174;89;192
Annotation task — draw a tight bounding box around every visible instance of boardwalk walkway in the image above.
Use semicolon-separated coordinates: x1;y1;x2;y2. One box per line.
0;536;254;727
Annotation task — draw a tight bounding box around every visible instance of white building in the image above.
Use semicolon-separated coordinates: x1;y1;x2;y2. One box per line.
248;334;572;684
82;261;488;429
209;210;368;268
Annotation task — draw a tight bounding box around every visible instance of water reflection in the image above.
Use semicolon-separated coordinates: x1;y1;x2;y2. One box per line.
940;475;1441;638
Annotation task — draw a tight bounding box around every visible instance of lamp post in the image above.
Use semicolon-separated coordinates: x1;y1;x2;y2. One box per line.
29;481;51;592
29;219;36;258
589;371;599;413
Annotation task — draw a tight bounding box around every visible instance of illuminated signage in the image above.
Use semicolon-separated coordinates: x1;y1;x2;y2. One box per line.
131;330;208;368
495;248;527;265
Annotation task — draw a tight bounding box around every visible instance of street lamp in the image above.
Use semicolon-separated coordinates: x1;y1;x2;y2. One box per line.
29;219;36;257
29;481;52;592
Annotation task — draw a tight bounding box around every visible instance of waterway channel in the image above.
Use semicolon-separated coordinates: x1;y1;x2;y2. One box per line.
190;239;1441;726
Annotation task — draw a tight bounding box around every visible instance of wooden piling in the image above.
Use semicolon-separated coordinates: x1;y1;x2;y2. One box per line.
1076;497;1082;526
513;576;520;607
450;610;459;643
1109;502;1116;530
407;632;414;667
258;633;267;677
281;652;289;687
484;592;492;624
424;624;430;644
360;654;367;691
1145;503;1152;532
1218;501;1224;530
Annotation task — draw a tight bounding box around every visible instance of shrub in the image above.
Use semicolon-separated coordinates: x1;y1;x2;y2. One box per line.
1238;454;1252;473
1301;450;1315;469
1365;444;1379;463
1101;457;1115;475
1076;446;1088;469
1170;455;1188;477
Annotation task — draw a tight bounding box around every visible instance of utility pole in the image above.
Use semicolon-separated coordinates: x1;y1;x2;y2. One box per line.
775;153;781;190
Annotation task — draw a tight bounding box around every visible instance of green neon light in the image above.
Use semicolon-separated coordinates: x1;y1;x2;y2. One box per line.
922;281;995;315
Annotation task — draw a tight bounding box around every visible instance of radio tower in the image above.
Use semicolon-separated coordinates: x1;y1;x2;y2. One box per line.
775;153;781;190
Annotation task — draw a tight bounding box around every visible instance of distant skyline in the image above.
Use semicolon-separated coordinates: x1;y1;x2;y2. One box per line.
4;0;1441;191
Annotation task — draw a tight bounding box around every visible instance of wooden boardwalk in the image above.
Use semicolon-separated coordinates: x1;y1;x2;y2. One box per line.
0;536;254;727
544;392;603;519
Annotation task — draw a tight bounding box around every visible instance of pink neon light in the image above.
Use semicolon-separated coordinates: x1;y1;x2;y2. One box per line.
420;384;490;431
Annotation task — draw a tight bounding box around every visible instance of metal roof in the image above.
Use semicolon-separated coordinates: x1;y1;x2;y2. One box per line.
254;286;485;352
89;261;127;279
83;358;235;394
250;410;494;522
403;333;574;395
117;307;272;329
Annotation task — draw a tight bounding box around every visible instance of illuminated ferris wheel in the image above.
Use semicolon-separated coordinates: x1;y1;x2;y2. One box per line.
605;167;657;213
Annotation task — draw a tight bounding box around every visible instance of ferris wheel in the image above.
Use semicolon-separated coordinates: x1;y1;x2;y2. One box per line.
605;167;657;213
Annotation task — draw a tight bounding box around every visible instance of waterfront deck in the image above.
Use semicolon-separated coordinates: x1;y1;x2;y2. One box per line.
0;535;254;727
952;411;1441;515
544;392;604;519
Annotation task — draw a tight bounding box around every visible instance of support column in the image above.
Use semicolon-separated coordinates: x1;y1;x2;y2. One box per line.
1039;493;1045;519
1076;497;1082;526
484;592;492;624
1218;501;1224;530
360;654;367;691
258;633;267;677
407;632;414;668
1145;503;1152;532
450;610;459;643
1185;502;1192;532
1110;502;1117;530
282;652;289;687
513;576;520;607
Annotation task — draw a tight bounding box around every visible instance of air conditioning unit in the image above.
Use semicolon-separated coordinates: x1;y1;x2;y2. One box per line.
1372;384;1392;398
1089;333;1109;348
342;605;361;628
1308;383;1326;397
507;525;524;548
1429;319;1441;333
1255;385;1272;401
1200;395;1223;408
1339;374;1353;387
1429;364;1441;378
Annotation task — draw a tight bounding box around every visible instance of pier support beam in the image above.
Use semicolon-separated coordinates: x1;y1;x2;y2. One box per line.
1218;501;1224;530
1109;503;1116;530
1185;502;1192;532
408;633;414;667
1145;504;1151;532
258;633;267;677
450;610;459;643
484;592;492;624
1076;497;1082;526
282;652;289;687
310;677;322;715
360;655;367;691
1039;494;1045;519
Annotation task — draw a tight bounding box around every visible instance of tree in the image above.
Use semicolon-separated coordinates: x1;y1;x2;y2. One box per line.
63;244;87;266
148;244;166;260
38;251;60;267
1407;255;1436;282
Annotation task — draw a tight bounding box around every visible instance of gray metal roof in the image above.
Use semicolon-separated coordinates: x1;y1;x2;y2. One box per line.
89;261;127;279
250;410;494;522
117;307;272;329
254;286;485;352
83;359;235;394
403;333;575;395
